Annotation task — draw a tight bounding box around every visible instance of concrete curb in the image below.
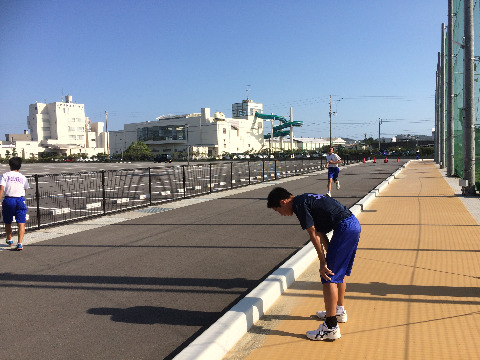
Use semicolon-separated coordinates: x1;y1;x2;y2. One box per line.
173;161;411;360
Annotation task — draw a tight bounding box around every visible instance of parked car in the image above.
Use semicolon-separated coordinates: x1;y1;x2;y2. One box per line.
153;154;172;163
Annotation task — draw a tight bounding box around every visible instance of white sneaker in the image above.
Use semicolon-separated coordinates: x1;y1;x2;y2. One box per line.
326;192;331;197
316;310;347;323
336;181;340;190
306;322;341;341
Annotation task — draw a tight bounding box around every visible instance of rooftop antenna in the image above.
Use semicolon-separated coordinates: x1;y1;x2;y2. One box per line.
246;84;251;100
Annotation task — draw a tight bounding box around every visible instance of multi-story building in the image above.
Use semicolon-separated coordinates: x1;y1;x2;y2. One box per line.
110;100;267;158
232;99;263;117
26;95;107;157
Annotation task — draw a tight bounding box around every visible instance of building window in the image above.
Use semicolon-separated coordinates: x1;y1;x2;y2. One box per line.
223;128;226;134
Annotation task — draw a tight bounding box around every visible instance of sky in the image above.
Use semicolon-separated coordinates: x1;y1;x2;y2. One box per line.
0;0;447;141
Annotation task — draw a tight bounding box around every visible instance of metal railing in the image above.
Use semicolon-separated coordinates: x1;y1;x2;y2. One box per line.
2;157;361;235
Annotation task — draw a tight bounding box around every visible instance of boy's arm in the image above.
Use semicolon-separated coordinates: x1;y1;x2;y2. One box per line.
306;226;334;281
0;185;4;199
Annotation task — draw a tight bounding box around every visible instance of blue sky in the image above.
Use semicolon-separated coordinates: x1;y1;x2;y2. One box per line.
0;0;447;140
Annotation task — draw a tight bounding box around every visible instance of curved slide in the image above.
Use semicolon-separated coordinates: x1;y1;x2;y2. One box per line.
255;113;303;139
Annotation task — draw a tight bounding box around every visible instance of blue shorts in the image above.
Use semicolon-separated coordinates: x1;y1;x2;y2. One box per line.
2;197;27;224
322;215;361;284
328;167;340;181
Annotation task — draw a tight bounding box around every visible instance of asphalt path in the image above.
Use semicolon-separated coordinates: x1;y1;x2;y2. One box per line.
0;160;408;360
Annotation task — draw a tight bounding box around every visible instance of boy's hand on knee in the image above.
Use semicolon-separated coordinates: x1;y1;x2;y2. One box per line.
319;263;334;281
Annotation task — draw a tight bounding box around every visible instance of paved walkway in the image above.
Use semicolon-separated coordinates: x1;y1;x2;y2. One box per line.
224;160;480;360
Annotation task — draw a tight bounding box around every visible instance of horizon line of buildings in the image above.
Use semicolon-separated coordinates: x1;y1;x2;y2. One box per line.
1;95;433;159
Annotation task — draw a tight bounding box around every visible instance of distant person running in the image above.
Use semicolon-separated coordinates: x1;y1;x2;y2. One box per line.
0;157;30;251
326;147;341;197
267;187;361;341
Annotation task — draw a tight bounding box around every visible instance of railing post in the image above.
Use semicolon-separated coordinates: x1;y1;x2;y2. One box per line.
182;165;186;198
35;174;41;230
101;170;106;214
148;167;152;205
248;160;251;185
275;160;277;180
209;163;212;193
230;162;233;189
262;160;265;182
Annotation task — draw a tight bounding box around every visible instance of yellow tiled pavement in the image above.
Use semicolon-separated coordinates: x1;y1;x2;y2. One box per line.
225;160;480;360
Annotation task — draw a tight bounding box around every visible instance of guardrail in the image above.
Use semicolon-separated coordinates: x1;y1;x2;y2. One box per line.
1;156;360;235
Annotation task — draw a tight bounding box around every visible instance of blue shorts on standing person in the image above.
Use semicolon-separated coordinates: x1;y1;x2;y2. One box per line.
322;215;361;284
328;167;340;182
2;196;27;224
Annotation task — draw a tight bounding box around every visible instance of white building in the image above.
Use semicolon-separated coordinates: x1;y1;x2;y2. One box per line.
232;99;263;117
26;95;108;157
110;102;266;159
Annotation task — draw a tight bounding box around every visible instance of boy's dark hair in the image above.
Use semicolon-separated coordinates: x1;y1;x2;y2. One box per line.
9;157;22;171
267;187;292;208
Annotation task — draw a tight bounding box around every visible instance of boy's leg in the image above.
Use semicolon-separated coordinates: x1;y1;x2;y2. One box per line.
17;223;25;244
337;281;346;306
323;283;338;317
5;223;12;241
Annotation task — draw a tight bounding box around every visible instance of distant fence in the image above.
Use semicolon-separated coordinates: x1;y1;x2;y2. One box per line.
2;157;366;235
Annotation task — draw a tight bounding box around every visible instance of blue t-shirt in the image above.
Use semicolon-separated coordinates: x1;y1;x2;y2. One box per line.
292;193;353;234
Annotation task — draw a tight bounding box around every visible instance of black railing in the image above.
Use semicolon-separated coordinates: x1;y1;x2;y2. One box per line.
2;157;363;235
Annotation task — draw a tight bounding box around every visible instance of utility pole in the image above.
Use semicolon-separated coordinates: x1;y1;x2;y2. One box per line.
329;95;332;147
447;0;455;176
378;118;382;151
186;124;190;166
105;111;109;155
269;118;274;154
435;53;440;164
463;0;476;195
290;107;293;151
440;23;446;169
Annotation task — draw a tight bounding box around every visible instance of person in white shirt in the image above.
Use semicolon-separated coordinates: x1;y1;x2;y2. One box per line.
325;147;342;197
0;157;30;250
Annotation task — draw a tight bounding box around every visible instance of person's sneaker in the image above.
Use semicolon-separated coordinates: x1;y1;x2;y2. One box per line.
326;192;331;197
316;310;347;323
16;243;23;251
306;322;341;341
6;239;13;246
336;181;341;190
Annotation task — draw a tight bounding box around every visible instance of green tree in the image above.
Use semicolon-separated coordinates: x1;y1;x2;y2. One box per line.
123;141;151;161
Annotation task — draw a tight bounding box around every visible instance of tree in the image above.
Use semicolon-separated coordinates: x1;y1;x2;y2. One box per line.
123;141;151;161
12;148;18;157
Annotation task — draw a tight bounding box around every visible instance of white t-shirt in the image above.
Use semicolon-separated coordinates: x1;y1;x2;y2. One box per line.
0;171;30;197
326;153;341;168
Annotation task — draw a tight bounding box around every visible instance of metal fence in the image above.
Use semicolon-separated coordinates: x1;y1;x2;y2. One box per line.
2;157;358;235
449;0;480;187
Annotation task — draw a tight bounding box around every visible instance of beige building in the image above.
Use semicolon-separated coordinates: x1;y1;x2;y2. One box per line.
110;100;267;159
23;95;108;157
